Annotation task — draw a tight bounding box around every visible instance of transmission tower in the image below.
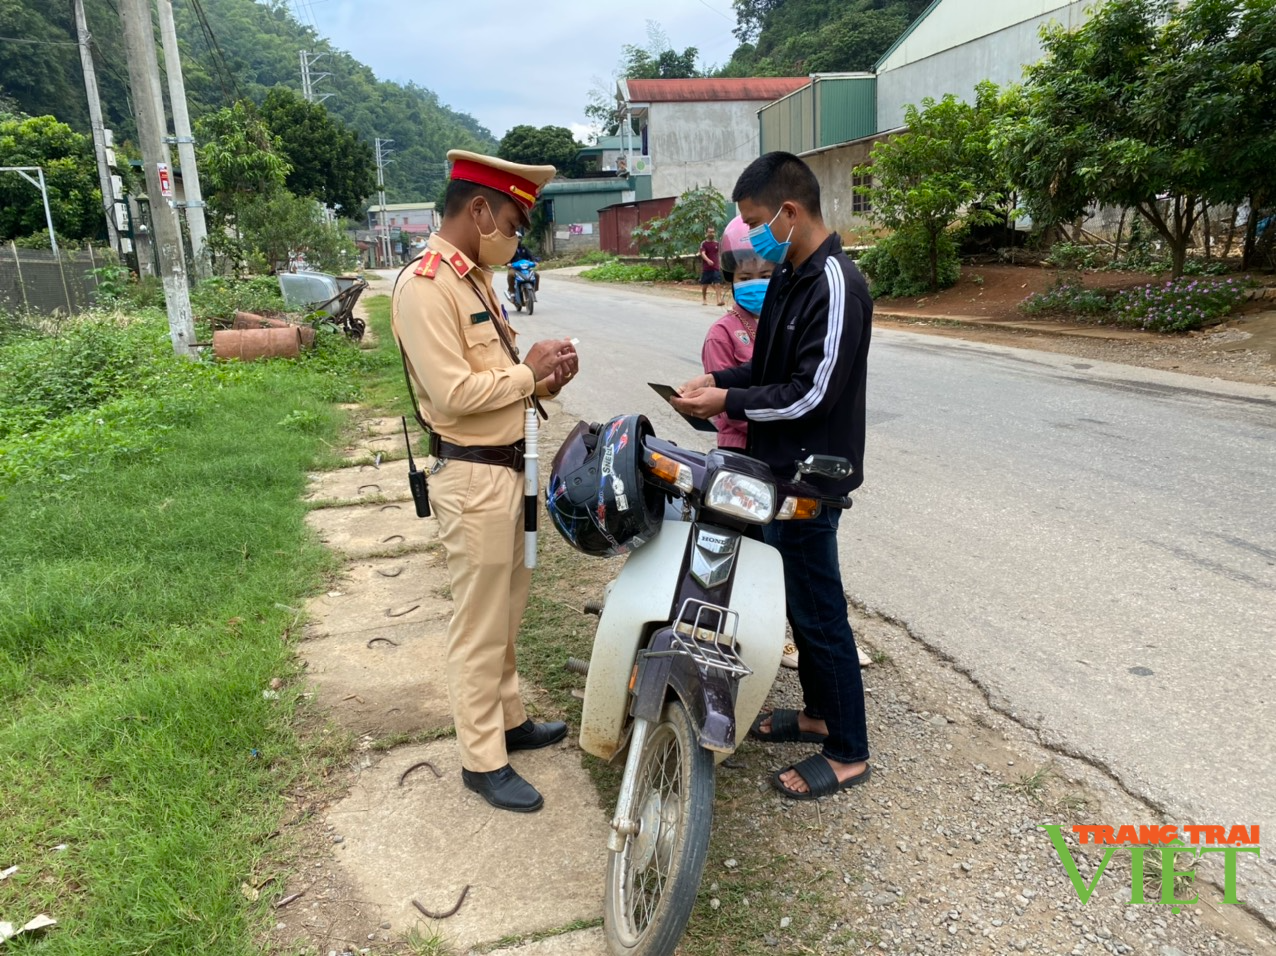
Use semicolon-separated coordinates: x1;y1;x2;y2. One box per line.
299;50;333;104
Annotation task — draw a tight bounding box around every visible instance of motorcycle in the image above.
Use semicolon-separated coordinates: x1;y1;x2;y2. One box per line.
508;258;538;315
546;415;853;956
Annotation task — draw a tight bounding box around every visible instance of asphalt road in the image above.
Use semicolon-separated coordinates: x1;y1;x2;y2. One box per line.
510;270;1276;913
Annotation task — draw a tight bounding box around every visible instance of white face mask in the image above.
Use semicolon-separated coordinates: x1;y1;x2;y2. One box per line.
476;202;519;266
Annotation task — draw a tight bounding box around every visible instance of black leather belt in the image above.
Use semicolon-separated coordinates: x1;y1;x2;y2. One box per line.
434;437;525;472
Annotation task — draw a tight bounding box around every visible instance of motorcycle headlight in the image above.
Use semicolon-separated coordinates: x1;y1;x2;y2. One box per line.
705;471;775;524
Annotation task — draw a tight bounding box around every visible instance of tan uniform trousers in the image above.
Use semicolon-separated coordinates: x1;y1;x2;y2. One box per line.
430;457;530;772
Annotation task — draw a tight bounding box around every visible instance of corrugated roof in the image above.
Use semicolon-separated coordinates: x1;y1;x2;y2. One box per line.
624;77;810;104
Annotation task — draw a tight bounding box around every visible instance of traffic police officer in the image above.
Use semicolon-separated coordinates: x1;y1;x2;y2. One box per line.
392;150;578;813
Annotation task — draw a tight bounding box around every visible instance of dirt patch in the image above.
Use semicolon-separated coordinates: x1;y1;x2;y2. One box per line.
877;263;1161;319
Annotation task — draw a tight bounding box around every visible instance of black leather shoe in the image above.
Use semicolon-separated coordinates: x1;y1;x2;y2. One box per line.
504;719;568;752
461;764;544;813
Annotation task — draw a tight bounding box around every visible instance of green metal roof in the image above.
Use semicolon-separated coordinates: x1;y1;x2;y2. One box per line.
542;178;632;195
874;0;944;71
577;135;625;154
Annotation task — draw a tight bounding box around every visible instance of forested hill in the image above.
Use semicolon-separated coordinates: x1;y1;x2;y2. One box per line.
719;0;933;76
0;0;495;201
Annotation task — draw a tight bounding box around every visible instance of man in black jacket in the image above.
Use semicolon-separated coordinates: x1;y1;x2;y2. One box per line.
674;151;871;800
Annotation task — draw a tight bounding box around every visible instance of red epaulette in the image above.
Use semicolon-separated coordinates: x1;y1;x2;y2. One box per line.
414;251;443;279
448;251;471;278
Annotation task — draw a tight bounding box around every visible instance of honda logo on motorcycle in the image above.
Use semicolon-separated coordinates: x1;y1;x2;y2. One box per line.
691;529;739;589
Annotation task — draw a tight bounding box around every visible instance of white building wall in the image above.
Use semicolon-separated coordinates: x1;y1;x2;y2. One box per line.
876;0;1089;131
648;100;768;200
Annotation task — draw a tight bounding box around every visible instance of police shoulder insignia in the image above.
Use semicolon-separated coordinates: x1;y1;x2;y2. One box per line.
414;251;443;279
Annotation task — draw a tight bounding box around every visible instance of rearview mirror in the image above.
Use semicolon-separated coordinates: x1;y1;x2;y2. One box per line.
795;455;853;480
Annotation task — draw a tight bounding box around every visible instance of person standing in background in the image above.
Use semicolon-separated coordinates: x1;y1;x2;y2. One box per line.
699;225;724;307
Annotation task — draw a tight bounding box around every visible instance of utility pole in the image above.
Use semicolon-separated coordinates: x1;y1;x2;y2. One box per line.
299;51;332;104
118;0;195;357
73;0;121;254
374;137;393;266
156;0;210;279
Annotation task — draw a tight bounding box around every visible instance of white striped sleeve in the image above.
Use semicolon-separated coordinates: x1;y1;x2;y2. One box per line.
746;258;845;422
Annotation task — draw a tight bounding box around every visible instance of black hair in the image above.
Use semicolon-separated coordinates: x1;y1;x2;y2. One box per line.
443;179;511;219
731;151;822;217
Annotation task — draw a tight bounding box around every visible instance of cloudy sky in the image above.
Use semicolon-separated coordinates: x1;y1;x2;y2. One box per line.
298;0;743;140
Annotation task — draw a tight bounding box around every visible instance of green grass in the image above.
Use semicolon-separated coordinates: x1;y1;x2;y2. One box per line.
0;300;402;955
580;260;694;283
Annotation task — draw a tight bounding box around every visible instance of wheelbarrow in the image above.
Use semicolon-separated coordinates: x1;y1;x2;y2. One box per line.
278;271;368;341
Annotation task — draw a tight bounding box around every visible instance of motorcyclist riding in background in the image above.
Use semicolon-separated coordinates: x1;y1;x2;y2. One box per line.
507;238;540;298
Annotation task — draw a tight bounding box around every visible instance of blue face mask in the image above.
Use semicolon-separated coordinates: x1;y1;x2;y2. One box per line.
733;278;769;316
747;208;794;263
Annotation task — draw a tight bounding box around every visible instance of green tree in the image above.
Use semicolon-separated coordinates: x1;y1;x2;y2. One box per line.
999;0;1276;277
236;190;355;274
258;87;375;215
858;84;1003;292
497;125;581;178
632;185;728;267
0;0;495;203
0;114;101;242
721;0;930;76
195;101;290;271
1154;0;1276;268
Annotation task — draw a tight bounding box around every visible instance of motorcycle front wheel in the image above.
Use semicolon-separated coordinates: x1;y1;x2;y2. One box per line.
603;699;714;956
526;286;536;315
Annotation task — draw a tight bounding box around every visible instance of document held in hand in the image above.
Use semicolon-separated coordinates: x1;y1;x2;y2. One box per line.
648;383;719;434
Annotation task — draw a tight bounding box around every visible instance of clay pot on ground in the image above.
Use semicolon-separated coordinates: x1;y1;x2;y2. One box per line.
232;311;316;348
213;327;302;362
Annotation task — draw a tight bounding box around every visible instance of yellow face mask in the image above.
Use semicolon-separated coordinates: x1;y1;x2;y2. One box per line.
476;202;519;266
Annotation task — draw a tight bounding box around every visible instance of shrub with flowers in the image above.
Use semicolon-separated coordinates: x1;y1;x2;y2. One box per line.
1111;275;1250;332
1020;276;1111;316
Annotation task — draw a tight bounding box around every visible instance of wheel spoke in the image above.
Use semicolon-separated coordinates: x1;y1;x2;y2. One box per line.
607;707;709;950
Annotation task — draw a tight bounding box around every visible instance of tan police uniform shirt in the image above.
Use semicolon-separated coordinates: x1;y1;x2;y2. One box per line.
392;234;551;446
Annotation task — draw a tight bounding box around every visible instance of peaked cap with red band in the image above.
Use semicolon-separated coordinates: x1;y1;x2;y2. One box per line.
447;149;556;225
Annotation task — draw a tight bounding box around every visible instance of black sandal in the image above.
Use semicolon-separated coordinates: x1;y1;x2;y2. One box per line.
771;754;872;801
748;709;827;744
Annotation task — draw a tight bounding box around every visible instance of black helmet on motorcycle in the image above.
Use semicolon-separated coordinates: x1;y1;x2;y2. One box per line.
546;415;664;558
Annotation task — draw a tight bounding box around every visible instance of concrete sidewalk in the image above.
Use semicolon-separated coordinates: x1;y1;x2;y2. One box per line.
292;411;611;956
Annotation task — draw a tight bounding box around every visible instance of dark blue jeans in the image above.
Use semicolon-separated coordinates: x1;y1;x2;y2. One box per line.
763;508;870;765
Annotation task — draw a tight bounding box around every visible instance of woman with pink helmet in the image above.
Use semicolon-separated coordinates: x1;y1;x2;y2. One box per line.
700;215;775;452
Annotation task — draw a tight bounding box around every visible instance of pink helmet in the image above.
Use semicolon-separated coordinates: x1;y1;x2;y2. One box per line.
719;215;761;278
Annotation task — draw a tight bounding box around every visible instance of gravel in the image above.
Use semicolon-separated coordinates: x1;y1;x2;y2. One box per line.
732;609;1269;955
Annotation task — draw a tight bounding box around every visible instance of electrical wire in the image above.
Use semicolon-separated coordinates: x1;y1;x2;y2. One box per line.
189;0;243;101
0;35;79;46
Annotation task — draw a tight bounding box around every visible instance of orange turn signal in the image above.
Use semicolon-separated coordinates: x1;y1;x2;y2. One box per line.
776;496;821;520
646;453;694;493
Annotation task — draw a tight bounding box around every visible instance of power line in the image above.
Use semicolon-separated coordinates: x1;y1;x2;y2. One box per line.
0;35;79;46
188;0;243;101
